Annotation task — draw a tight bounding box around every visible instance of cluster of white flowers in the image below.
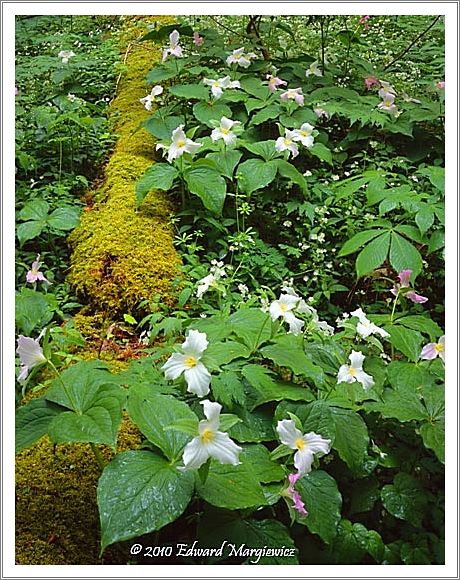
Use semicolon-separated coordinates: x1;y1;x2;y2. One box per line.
275;123;317;159
196;260;227;299
203;75;240;99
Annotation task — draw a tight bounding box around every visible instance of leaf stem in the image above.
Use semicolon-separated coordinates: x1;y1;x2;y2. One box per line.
90;443;106;470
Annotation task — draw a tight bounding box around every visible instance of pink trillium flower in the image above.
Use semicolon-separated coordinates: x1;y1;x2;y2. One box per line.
193;31;204;46
285;473;308;516
280;87;304;106
162;30;183;62
266;74;287;92
16;334;47;383
26;254;49;284
420;335;445;362
364;75;380;90
314;106;330;119
390;269;428;303
359;15;370;29
15;86;19;96
436;81;445;90
378;90;398;114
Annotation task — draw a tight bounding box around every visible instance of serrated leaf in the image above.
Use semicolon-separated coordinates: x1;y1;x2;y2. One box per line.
389;232;422;278
98;450;194;551
356;232;390;278
211;370;245;406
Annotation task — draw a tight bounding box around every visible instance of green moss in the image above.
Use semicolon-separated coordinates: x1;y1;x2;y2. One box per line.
68;15;180;316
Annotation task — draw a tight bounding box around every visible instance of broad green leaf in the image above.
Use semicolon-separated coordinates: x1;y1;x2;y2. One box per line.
239;76;270;100
184;165;227;214
415;205;435;235
115;358;176;394
193;101;232;127
47;206;80;231
15;398;64;453
206;150;242;179
418;165;444;193
143;115;184;140
146;66;180;84
19;199;49;221
349;477;380;515
427;230;445;254
127;384;197;461
244;97;266;114
229;405;274;442
275;159;308;193
419;419;444;463
196;458;266;509
141;24;193;42
330;407;369;475
396;315;443;342
260;334;324;385
356;232;391;278
169;83;210;100
309;142;333;165
338;229;386;257
239;140;277;161
296;470;342;543
389;232;422;278
135;163;178;206
17;220;45;245
15;287;57;335
48;384;126;447
388;325;423;362
229;308;272;350
249;104;281;126
237;158;278;194
279;107;318;128
332;519;385;564
202;340;250;370
98;450;194;551
211;370;245;406
381;473;429;527
242;444;285;483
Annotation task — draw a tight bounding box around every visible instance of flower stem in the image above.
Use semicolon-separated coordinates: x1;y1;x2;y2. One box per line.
90;443;106;470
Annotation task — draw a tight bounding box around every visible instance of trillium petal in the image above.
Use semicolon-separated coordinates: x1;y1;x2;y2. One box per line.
337;364;355;384
304;432;331;455
398;269;412;287
406;291;428;304
220;116;234;130
207;431;242;465
171;125;186;144
200;399;222;429
181;436;210;470
184;362;211;397
183;329;208;356
184;140;202;155
356;369;375;390
167;143;183;162
284;311;304;335
351;307;367;324
276;419;303;448
169;30;180;46
16;336;46;368
348;350;365;370
420;343;437;360
162;352;188;380
294;448;314;475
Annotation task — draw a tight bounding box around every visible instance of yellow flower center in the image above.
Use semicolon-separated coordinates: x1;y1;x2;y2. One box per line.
384;99;392;107
300;130;308;137
221;127;230;135
185;355;197;368
435;343;444;353
213;81;220;87
177;139;186;147
201;428;215;444
280;303;288;312
295;438;305;450
284;138;292;146
349;367;357;376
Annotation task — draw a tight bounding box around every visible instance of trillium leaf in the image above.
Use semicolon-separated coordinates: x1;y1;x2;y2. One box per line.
15;287;57;334
237;158;278;194
389;231;423;278
17;220;46;245
143;115;184;140
309;142;333;165
274;159;308;194
415;205;435;235
146;66;180;84
206;150;242;179
47;206;80;230
331;519;385;564
330;407;369;475
356;231;391;278
419;418;444;463
16;398;64;453
387;326;423;362
202;340;251;370
239;140;277;161
249;103;281;126
127;384;198;462
98;450;194;552
184;165;227;214
229;308;272;350
296;470;342;544
135;163;179;207
192;101;232;127
229;405;275;442
18;199;49;221
381;473;429;527
169;83;210;100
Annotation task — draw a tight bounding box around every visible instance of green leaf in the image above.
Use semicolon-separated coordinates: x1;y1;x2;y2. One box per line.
309;142;333;165
143;115;184;140
229;308;272;350
249;104;281;126
389;232;422;278
192;101;232;127
48;384;126;447
275;159;308;194
330;407;369;475
202;340;250;370
356;232;391;278
349;477;380;515
15;287;57;335
15;398;64;453
418;165;444;193
239;140;277;161
381;473;429;527
415;205;435;235
206;150;242;179
146;66;179;84
19;199;49;221
136;163;178;206
419;419;444;463
338;229;386;257
239;76;270;100
127;384;197;461
98;450;194;551
17;220;45;245
196;457;267;509
279;107;318;128
237;158;278;194
427;230;445;254
388;326;423;362
169;83;210;100
396;315;442;342
260;334;324;385
211;370;245;406
332;519;385;564
242;444;285;483
184;165;227;214
296;470;342;543
47;206;80;230
141;24;193;42
229;405;274;442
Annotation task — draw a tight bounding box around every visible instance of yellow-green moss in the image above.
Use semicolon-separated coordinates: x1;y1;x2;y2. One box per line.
68;15;180;316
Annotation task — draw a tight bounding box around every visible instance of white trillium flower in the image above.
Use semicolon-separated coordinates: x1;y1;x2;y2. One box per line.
203;75;240;99
351;307;390;339
139;85;163;111
16;335;47;383
276;419;331;476
292;123;315;148
275;129;299;159
211;116;241;146
226;47;256;68
269;294;304;335
162;329;211;397
156;125;202;163
180;400;242;471
162;29;183;62
58;50;75;64
305;60;323;77
337;350;375;390
420;335;445;362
